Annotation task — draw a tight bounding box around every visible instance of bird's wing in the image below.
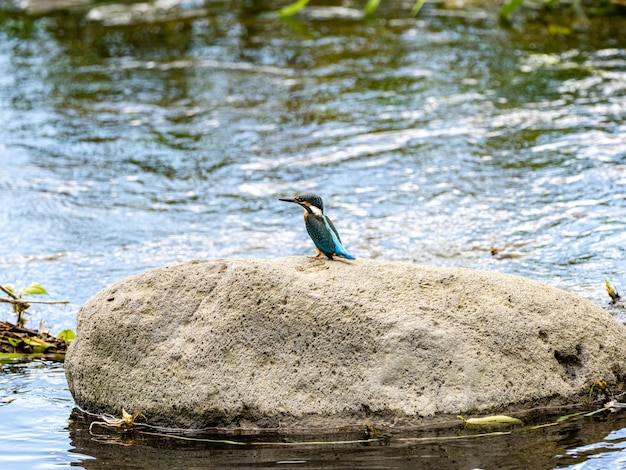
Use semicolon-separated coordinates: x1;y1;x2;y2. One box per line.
324;217;342;243
322;216;355;260
305;214;337;255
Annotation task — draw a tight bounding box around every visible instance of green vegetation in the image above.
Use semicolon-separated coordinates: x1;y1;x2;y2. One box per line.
1;282;49;328
0;283;74;361
278;0;624;23
279;0;427;17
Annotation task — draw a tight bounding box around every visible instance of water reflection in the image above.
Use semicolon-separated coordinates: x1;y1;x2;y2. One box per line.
63;407;626;470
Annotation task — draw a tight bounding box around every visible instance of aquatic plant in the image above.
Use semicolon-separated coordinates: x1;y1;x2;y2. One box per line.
278;0;623;24
279;0;428;17
0;283;74;360
0;282;50;328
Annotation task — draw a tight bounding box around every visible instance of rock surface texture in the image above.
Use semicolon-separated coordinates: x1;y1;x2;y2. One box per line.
65;257;626;430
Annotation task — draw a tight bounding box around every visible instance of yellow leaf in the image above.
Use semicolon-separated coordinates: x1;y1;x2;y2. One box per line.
122;408;133;425
548;24;571;35
606;280;620;301
458;415;523;427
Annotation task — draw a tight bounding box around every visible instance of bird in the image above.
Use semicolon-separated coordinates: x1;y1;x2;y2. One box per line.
278;194;355;260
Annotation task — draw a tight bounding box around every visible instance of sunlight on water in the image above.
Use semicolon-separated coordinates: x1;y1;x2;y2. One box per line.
0;361;81;468
559;426;626;469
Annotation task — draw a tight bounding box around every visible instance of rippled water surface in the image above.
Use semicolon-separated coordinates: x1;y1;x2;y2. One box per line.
1;0;625;467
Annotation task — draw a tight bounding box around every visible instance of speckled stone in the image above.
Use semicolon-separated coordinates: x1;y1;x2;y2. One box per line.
65;257;626;431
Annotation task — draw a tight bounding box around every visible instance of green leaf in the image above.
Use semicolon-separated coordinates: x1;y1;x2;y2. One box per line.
7;337;22;347
500;0;525;19
4;284;15;294
364;0;381;16
556;411;587;422
410;0;427;17
0;353;28;363
19;283;48;296
22;337;53;353
279;0;311;17
57;329;76;345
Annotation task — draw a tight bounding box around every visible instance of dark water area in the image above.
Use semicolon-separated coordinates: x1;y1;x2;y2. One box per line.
0;0;625;467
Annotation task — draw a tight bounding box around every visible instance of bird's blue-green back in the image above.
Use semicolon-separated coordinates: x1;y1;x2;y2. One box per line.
305;213;354;260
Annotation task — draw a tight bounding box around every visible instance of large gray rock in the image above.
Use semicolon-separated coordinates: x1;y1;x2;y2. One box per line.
65;257;626;430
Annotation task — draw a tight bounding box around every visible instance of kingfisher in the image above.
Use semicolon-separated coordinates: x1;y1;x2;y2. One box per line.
279;194;355;261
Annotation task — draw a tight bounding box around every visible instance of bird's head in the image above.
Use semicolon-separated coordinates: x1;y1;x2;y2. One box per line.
279;194;324;215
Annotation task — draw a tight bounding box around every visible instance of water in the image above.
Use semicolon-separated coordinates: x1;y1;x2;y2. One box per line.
1;0;625;467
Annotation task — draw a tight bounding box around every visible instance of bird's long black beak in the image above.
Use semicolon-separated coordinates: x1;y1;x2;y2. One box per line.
278;197;297;203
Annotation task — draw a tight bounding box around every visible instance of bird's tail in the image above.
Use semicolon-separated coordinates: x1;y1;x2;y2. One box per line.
336;247;355;260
